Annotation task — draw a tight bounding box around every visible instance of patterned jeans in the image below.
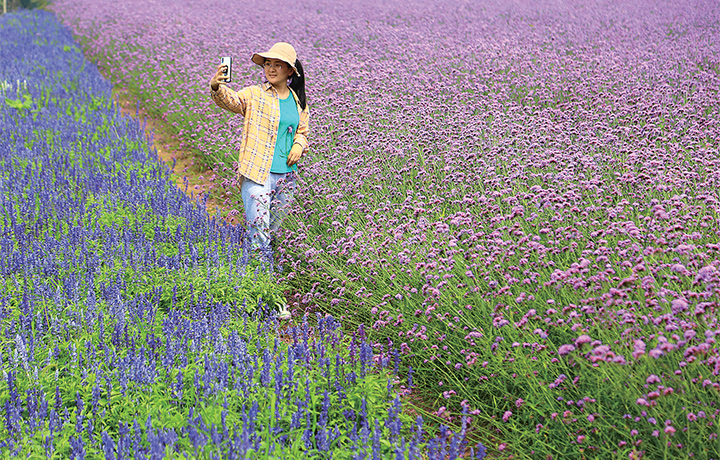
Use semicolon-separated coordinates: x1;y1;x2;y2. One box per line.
240;172;296;252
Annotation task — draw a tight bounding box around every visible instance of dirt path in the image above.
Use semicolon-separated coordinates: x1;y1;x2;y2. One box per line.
112;87;241;225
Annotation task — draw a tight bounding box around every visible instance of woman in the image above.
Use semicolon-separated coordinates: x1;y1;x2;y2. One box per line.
209;42;309;262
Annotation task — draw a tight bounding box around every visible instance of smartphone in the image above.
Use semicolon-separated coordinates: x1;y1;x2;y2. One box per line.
220;56;232;83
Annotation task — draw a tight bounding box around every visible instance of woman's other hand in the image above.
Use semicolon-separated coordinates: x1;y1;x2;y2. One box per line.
287;143;303;167
209;65;228;91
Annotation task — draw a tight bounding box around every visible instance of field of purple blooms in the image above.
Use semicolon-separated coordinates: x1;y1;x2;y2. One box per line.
0;10;481;459
45;0;720;458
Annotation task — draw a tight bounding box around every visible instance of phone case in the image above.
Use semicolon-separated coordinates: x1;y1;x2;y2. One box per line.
220;56;232;83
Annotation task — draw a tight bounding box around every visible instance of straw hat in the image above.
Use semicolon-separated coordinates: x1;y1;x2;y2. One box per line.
251;42;300;76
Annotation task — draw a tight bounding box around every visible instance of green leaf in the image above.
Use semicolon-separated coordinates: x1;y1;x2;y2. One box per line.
5;93;33;110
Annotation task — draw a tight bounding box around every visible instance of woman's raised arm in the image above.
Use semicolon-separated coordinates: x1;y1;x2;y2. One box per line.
209;65;249;114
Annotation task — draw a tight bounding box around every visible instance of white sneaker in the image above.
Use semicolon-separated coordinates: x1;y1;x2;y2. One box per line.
277;303;292;320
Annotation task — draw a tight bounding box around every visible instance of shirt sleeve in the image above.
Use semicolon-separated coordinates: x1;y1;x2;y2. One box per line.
293;106;310;155
210;84;254;114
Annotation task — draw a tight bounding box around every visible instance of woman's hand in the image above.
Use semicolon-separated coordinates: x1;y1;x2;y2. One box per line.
287;143;303;167
209;65;229;91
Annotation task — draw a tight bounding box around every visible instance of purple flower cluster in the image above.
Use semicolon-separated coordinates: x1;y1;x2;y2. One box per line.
44;0;720;456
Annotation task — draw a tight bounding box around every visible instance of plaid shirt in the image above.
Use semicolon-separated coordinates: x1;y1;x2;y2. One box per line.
210;82;309;184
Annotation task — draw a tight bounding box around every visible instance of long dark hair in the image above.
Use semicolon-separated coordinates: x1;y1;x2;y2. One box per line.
289;59;306;110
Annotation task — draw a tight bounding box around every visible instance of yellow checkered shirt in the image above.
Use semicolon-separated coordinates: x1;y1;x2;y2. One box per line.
210;82;309;184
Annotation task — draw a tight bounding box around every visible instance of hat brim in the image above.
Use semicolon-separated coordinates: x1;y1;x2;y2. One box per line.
251;52;298;75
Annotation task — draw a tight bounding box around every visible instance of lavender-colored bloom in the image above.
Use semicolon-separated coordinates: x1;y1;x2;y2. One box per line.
575;335;593;346
69;435;86;460
371;420;382;460
302;411;314;450
558;344;575;355
474;442;487;459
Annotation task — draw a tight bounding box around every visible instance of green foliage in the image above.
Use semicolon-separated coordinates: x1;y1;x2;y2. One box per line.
111;263;289;316
4;92;33;109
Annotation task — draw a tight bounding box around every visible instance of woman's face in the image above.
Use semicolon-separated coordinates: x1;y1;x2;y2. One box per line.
264;58;294;86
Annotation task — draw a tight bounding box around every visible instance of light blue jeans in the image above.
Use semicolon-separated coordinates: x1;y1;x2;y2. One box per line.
241;172;296;252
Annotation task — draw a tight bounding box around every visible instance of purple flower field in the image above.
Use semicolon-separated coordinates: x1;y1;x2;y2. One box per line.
44;0;720;457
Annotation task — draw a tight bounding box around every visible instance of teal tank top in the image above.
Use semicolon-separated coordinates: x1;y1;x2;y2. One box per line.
270;93;300;174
